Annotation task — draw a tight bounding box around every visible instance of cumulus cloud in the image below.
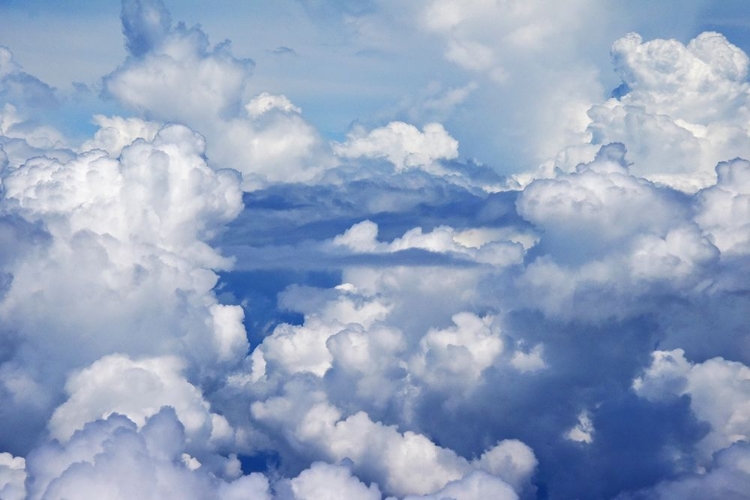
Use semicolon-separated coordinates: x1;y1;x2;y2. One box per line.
514;143;719;319
290;461;381;500
0;452;25;500
401;471;518;500
331;219;530;266
0;121;246;452
23;409;269;500
418;0;609;164
49;354;233;449
252;392;534;497
694;158;750;255
635;349;750;459
616;442;750;500
105;0;332;188
333;121;459;174
0;48;71;168
80;114;161;157
4;1;750;499
584;32;750;191
409;312;504;388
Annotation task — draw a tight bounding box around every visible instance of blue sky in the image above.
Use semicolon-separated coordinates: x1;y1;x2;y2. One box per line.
2;1;750;499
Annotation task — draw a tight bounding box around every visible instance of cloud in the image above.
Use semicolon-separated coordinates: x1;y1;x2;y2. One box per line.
120;0;172;58
4;1;750;498
106;0;333;188
333;121;459;174
0;47;70;167
290;461;381;500
401;470;518;500
49;354;234;449
0;452;25;500
583;32;750;191
251;391;535;497
514;143;719;320
0;122;246;452
694;157;750;255
330;219;530;266
635;349;750;460
408;312;505;388
0;46;58;111
615;442;750;500
418;0;608;164
80;114;161;156
387;81;479;125
24;409;257;500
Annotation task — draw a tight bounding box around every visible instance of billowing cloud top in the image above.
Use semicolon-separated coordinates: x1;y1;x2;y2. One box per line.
1;1;750;499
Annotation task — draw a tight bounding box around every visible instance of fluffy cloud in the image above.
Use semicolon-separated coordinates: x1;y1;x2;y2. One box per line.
80;115;161;157
616;442;750;500
418;0;607;163
252;392;535;497
635;349;750;459
331;219;531;266
401;471;518;500
105;0;332;188
0;452;25;500
0;122;246;452
694;158;750;256
333;122;458;174
23;409;268;500
49;354;233;449
4;1;750;499
290;462;381;500
585;32;750;191
409;312;504;388
515;143;719;319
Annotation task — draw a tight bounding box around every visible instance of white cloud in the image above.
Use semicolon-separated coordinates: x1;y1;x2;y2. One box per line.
409;312;504;388
694;158;750;255
585;32;750;191
0;122;247;450
401;470;518;500
616;442;750;500
565;411;595;444
49;354;233;449
419;0;607;163
510;344;546;373
80;115;161;157
331;219;530;266
635;349;750;459
514;143;720;319
253;393;534;497
0;452;25;500
333;121;459;173
245;92;301;118
0;103;66;151
4;1;750;498
105;1;333;188
291;462;381;500
24;409;264;500
473;439;538;493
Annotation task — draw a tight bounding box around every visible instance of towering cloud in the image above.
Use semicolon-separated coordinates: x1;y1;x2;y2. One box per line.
586;32;750;191
106;0;332;188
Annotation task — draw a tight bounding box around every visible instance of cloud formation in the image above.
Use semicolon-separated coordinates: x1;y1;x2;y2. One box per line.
1;1;750;499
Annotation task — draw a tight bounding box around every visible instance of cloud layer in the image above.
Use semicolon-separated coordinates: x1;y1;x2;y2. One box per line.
1;1;750;499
